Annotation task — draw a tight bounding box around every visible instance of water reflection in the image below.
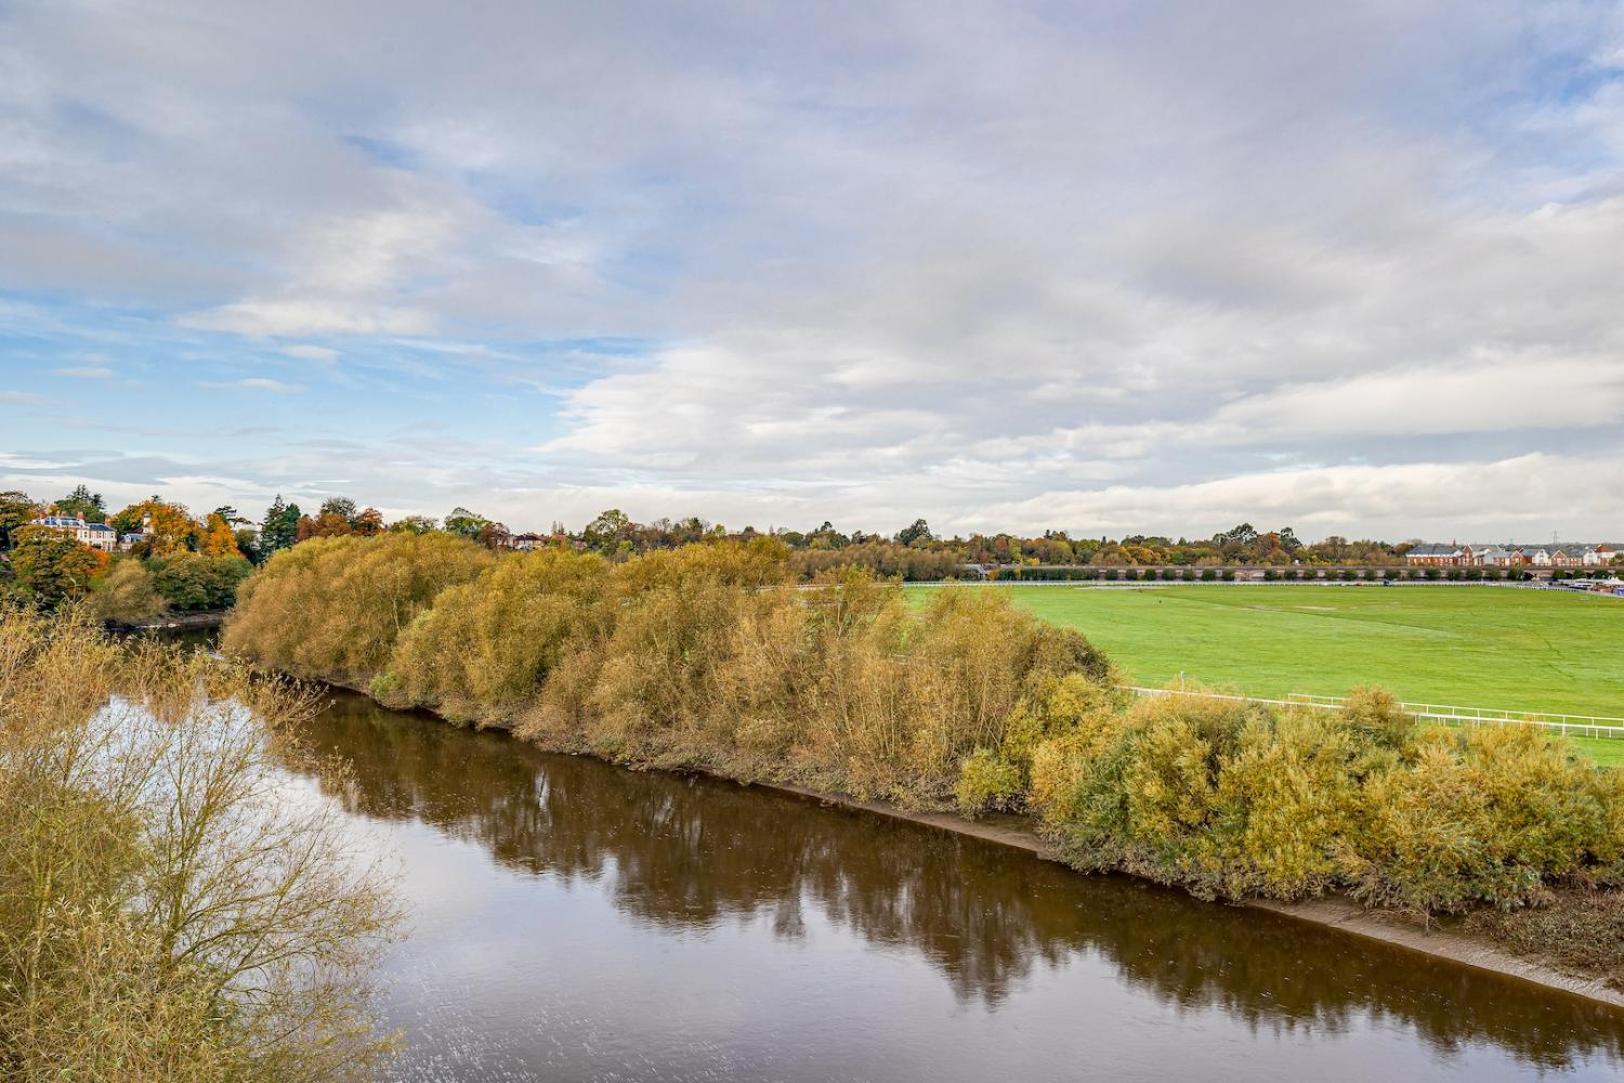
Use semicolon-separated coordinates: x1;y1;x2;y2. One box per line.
291;692;1624;1072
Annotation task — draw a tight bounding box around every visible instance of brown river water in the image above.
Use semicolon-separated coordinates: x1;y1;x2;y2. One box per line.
282;690;1624;1081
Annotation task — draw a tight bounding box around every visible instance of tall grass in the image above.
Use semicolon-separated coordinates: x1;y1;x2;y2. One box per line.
222;533;1624;920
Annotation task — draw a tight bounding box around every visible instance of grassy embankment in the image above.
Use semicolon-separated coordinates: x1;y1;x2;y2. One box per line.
924;584;1624;766
219;533;1624;988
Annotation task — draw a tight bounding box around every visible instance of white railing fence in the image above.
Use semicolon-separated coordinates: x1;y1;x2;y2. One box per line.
1128;685;1624;741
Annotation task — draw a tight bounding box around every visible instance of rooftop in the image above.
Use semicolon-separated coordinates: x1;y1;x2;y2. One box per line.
31;516;115;533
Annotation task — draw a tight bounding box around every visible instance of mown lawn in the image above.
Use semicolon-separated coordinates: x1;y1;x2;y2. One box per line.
1571;737;1624;769
908;584;1624;717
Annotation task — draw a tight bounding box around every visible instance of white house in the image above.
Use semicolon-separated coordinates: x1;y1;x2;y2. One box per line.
28;515;117;553
1584;545;1617;567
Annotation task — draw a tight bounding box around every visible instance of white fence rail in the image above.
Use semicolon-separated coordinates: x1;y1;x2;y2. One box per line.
1128;685;1624;741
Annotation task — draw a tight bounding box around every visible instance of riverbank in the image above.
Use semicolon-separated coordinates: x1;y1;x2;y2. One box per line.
334;689;1624;1011
762;779;1624;1010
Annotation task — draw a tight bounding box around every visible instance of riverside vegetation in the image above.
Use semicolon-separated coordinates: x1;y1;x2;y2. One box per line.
223;533;1624;983
0;604;399;1081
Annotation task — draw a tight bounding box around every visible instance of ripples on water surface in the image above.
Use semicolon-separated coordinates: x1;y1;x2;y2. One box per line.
283;692;1624;1082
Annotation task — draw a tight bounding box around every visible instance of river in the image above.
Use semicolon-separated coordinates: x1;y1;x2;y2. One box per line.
281;690;1624;1081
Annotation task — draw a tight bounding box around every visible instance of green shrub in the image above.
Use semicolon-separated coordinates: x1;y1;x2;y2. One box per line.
958;672;1124;817
384;548;610;724
1354;726;1623;912
88;558;168;624
150;553;250;611
955;750;1025;814
223;533;495;684
1027;682;1623;914
1340;686;1415;749
1204;709;1368;899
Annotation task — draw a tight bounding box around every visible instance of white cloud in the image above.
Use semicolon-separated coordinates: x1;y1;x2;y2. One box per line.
969;454;1617;539
281;344;339;363
184;300;434;337
0;452;78;470
1206;357;1624;442
199;377;305;394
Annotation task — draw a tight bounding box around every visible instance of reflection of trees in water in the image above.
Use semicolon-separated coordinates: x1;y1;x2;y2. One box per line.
292;693;1624;1070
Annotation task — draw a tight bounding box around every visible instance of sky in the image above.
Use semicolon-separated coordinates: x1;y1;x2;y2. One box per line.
2;1;1623;542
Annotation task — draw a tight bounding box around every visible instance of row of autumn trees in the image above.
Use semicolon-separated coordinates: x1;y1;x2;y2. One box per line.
0;487;250;617
0;484;519;618
0;482;1504;612
247;500;1418;577
253;495;504;554
478;512;1402;570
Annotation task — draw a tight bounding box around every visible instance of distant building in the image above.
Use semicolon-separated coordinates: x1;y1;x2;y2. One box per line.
1552;545;1587;569
119;512;153;552
1404;543;1468;566
510;532;574;552
28;515;117;553
1584;545;1617;567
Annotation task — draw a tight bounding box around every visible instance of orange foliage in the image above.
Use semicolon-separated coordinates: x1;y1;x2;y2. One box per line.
296;512;355;541
198;512;243;558
118;498;201;556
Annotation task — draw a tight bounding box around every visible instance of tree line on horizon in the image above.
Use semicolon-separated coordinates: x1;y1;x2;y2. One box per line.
4;484;1611;615
1;486;1414;565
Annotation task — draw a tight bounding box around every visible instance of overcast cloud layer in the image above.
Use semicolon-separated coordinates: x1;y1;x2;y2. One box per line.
3;1;1623;540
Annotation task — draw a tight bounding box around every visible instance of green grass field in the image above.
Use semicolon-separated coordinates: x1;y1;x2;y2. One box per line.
908;584;1624;717
1574;737;1624;767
